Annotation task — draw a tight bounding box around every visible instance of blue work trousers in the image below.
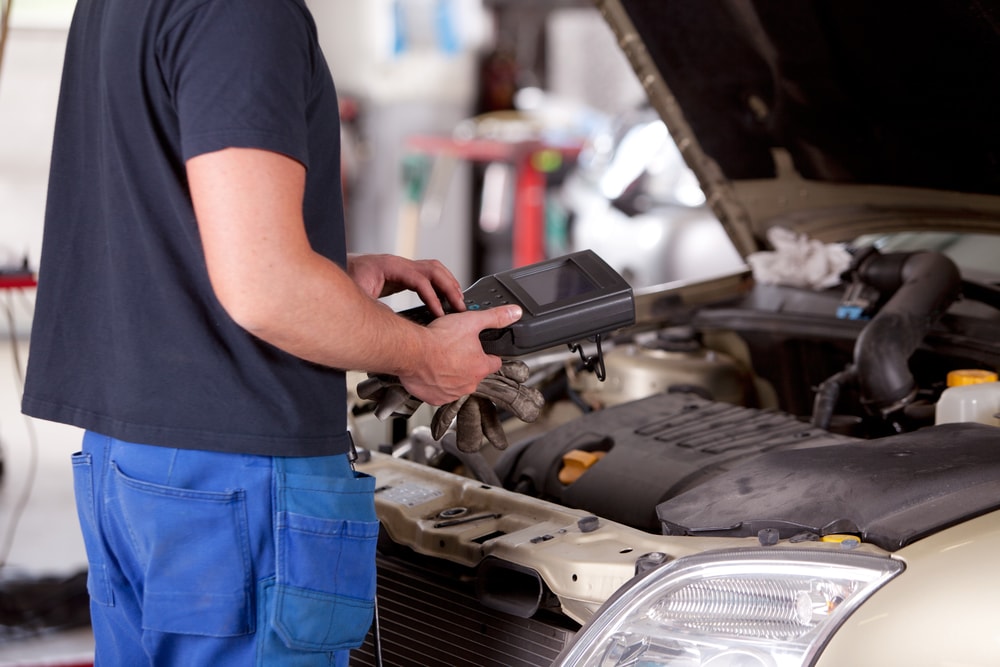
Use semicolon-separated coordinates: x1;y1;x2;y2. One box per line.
72;431;378;666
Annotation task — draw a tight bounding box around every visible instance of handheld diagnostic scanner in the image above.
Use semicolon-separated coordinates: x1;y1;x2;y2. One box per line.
401;250;635;360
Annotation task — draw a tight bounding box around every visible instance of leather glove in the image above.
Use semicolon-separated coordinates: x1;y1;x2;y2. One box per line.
430;360;545;453
356;373;422;420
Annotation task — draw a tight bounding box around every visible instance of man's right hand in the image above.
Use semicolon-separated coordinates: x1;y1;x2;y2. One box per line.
398;304;522;406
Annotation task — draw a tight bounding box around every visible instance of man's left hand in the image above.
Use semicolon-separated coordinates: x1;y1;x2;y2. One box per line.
347;254;465;316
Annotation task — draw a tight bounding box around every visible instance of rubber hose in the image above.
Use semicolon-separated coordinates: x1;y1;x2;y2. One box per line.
853;251;961;415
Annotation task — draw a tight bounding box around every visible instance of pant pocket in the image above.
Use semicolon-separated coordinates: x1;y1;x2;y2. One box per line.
71;451;114;606
273;468;378;652
111;462;253;637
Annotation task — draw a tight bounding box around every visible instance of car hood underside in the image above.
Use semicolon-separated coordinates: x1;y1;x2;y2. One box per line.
597;0;1000;252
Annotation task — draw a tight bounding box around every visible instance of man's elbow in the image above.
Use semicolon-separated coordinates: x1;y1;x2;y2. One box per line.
210;276;284;339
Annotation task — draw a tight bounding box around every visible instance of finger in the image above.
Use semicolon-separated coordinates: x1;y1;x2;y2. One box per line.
456;398;486;452
413;284;448;318
465;305;523;331
480;304;522;329
498;360;530;383
431;395;467;440
356;373;399;400
428;266;465;314
478;397;509;450
355;376;385;401
413;262;463;317
475;374;520;404
475;376;544;422
375;385;412;421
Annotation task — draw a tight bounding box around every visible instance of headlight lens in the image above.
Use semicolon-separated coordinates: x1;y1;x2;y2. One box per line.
555;548;903;667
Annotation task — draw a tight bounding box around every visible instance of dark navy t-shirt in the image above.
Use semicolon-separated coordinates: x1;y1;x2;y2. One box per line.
23;0;353;456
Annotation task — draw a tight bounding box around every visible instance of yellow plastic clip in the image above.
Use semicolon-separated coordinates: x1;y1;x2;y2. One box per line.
558;449;605;485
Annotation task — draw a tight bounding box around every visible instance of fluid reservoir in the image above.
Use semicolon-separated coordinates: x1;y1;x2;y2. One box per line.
935;369;1000;426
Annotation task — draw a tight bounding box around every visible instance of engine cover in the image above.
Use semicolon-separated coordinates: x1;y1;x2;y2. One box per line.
504;392;855;532
657;421;1000;550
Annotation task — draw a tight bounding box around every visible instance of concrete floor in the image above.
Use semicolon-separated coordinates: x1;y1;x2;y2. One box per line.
1;13;96;665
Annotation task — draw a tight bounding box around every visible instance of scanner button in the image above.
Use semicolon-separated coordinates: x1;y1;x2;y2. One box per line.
468;303;481;310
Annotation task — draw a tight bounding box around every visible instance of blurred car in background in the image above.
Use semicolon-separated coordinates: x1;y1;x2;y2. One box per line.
348;2;1000;666
563;106;745;288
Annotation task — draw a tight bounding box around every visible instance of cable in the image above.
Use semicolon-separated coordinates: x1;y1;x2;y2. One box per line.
0;287;39;569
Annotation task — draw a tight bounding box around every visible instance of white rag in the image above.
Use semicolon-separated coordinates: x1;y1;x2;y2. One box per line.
747;226;851;290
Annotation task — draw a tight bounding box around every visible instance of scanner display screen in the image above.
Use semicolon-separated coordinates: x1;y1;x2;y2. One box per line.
513;259;596;306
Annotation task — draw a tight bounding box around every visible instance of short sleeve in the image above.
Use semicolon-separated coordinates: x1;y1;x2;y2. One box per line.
159;0;319;166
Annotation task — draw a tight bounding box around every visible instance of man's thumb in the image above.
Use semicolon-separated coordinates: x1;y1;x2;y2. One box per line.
486;305;522;329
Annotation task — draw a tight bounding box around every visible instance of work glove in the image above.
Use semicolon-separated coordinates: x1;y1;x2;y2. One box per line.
356;373;423;420
356;361;545;452
430;360;545;453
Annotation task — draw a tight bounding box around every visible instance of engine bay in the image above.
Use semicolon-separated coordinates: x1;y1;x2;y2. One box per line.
355;248;1000;554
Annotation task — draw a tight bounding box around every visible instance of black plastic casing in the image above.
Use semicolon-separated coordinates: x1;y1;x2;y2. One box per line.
402;250;635;357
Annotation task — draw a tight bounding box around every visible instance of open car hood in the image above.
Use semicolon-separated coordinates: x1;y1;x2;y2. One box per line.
596;0;1000;256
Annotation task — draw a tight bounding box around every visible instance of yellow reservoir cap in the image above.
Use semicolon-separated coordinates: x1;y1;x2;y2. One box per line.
558;449;606;485
947;369;999;387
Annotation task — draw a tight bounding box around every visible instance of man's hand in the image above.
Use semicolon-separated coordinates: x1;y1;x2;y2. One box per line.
357;306;526;410
347;254;465;317
430;360;545;452
398;304;522;405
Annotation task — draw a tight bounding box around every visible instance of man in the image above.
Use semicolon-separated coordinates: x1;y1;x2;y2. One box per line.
21;0;519;664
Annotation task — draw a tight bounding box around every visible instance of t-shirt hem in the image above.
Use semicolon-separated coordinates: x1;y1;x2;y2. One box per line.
21;396;352;458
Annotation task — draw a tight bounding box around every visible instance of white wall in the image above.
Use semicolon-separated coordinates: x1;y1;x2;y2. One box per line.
308;0;490;288
0;17;66;337
0;22;67;277
547;8;646;117
308;0;488;106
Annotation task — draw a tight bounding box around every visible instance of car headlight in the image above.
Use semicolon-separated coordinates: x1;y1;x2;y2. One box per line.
555;548;904;667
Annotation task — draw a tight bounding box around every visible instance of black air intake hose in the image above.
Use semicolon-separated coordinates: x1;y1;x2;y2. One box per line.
852;249;961;415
